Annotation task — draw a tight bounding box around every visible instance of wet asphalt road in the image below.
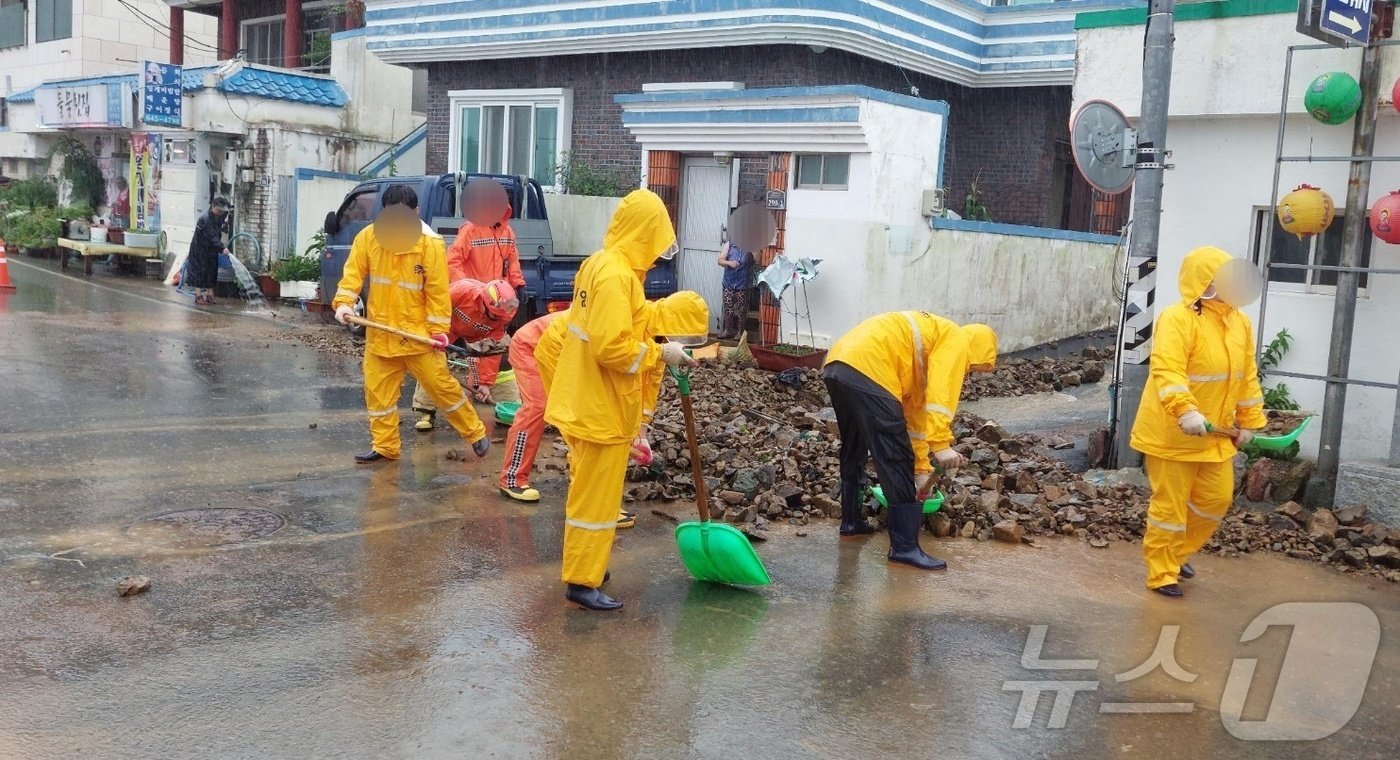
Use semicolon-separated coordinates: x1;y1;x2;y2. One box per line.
2;257;1399;759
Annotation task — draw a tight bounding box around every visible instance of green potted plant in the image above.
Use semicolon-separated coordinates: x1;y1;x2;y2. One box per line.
271;252;322;301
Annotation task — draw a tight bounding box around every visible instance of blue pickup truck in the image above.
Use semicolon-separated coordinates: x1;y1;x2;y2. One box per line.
320;173;678;330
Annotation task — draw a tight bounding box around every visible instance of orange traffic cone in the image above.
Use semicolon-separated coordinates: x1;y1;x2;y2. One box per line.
0;239;15;290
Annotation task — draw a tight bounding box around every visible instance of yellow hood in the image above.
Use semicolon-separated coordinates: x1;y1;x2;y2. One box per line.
604;189;677;275
647;290;710;340
1179;246;1232;304
961;323;998;368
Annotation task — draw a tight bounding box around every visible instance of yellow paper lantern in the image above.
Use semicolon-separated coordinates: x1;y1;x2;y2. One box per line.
1277;184;1335;240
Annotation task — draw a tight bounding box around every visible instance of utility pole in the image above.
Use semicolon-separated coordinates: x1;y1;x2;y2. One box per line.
1112;0;1176;468
1305;41;1383;506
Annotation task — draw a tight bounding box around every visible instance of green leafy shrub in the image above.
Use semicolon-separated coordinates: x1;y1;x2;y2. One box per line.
0;176;59;210
552;151;638;197
271;254;321;282
1259;328;1299;411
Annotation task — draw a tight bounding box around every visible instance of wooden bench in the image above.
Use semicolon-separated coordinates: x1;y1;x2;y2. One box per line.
57;238;160;276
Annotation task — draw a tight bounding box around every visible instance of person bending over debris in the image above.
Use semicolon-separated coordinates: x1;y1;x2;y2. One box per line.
823;312;997;571
412;278;518;431
502;291;708;523
448;179;528;403
544;189;696;611
1131;246;1266;598
332;184;491;464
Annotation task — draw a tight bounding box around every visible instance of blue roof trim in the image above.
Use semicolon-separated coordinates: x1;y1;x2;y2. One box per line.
217;68;347;107
616;85;950;117
332;27;367;41
363;0;1119;77
622;106;860;125
296;168;362;181
7;65;345;109
367;9;1073;65
932;217;1121;245
6;86;37;103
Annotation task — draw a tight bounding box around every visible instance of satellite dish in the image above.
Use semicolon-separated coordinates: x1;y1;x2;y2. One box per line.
1070;99;1136;194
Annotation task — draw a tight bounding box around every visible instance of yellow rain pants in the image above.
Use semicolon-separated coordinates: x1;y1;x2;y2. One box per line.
365;351;486;459
1142;456;1233;589
559;433;631;587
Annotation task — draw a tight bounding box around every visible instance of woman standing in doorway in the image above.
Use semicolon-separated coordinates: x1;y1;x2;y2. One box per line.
188;197;230;305
716;240;752;339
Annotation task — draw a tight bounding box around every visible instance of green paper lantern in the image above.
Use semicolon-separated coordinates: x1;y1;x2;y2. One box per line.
1305;72;1363;125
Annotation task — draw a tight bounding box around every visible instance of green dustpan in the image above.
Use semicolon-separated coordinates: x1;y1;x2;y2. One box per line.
670;367;772;587
1209;415;1313;452
867;485;945;514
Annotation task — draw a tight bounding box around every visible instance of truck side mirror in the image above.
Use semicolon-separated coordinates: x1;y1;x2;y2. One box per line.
324;211;340;236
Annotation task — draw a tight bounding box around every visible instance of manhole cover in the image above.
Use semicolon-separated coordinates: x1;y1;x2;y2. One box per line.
128;507;287;547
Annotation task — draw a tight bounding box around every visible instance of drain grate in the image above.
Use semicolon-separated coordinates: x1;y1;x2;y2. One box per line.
129;507;287;547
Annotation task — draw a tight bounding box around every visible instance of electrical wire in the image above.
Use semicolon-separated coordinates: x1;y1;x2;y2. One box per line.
118;0;220;51
116;0;221;54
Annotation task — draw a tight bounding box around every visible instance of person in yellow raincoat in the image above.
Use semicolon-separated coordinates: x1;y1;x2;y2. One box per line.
823;312;998;570
544;189;697;611
527;291;709;531
1131;246;1266;598
331;184;491;464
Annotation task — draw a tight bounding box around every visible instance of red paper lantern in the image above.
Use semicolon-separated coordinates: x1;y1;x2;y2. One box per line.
1370;190;1400;243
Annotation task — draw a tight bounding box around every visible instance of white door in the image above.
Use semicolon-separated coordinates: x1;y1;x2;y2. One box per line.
678;157;731;334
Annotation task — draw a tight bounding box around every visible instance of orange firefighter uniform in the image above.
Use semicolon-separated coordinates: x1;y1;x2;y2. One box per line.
332;224;487;459
411;278;515;414
447;207;526;389
1132;246;1267;590
544;189;677;589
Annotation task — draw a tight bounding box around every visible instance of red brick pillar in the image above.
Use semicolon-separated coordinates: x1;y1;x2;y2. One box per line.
283;0;303;69
759;153;790;346
219;0;238;60
646;150;681;231
169;7;185;65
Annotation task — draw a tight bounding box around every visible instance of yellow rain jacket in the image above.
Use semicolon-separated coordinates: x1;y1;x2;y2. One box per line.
825;312;998;473
544;190;678;444
535;308;570;394
638;291;709;423
332;223;451;357
537;291;707;424
1131;246;1267;462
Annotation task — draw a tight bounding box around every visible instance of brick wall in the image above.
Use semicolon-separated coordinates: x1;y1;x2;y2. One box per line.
426;45;1071;227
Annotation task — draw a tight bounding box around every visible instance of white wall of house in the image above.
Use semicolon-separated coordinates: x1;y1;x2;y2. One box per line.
783;100;1118;351
1075;9;1400;462
0;0;217;95
332;32;422;146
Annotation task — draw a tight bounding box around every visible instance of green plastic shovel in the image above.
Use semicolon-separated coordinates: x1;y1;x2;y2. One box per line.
671;367;772;587
1207;415;1313;452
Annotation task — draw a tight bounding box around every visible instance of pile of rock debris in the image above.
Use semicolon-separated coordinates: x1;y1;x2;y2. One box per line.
633;364;1399;582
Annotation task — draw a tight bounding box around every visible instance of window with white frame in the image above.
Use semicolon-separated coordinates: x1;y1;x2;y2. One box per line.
0;0;25;49
1251;207;1371;292
795;154;850;190
449;89;572;183
241;1;334;69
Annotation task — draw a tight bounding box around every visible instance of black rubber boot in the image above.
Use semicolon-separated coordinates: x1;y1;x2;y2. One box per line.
838;478;875;537
354;450;387;464
1179;563;1195;580
565;584;622;611
886;503;947;570
1153;584;1184;598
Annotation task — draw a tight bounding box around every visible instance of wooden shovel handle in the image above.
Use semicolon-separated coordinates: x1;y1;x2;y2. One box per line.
345;315;470;356
679;391;711;523
345;315;435;346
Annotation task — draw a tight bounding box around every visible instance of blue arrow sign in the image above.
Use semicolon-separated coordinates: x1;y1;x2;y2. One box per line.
1320;0;1372;45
